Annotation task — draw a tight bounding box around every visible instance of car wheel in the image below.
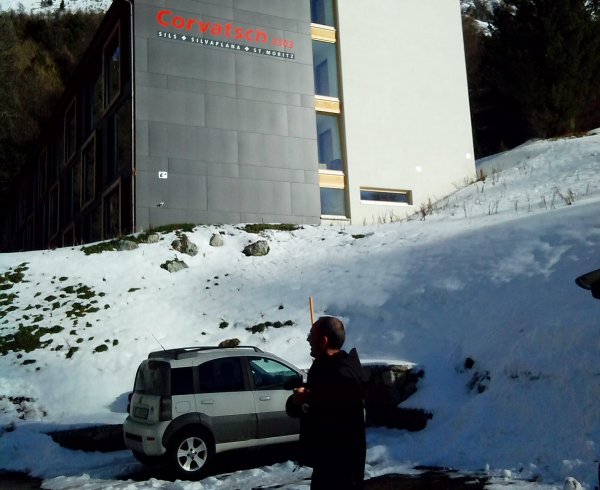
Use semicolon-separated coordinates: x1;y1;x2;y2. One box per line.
168;428;213;480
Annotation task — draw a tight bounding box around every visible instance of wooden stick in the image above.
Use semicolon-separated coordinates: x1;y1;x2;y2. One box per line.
309;296;315;324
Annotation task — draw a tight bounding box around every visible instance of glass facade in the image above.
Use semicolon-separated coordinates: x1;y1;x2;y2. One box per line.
311;0;335;26
320;187;345;216
316;114;343;171
313;41;339;98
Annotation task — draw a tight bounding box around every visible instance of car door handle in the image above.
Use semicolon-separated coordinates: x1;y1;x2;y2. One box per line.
259;396;271;401
200;400;214;405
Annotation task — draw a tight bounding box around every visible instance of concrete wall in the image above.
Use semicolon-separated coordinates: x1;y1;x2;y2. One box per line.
336;0;475;224
133;0;321;230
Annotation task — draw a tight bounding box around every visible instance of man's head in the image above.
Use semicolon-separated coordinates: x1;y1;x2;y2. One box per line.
308;316;345;358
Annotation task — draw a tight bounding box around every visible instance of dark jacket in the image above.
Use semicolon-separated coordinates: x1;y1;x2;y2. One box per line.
287;348;366;485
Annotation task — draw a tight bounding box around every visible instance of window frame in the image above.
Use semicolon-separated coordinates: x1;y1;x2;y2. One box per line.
359;188;413;206
103;24;122;111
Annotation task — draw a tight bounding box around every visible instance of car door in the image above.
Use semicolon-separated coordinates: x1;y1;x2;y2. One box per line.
193;357;257;444
247;356;302;439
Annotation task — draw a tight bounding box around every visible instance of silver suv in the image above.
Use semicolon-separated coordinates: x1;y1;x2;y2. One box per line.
123;346;305;479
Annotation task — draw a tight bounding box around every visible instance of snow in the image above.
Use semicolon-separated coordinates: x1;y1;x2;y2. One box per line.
1;132;600;489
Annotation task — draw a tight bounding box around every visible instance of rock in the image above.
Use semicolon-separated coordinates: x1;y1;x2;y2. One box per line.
115;240;138;251
145;233;160;244
209;233;224;247
362;363;430;430
171;234;198;256
243;240;269;256
564;477;583;490
160;258;189;273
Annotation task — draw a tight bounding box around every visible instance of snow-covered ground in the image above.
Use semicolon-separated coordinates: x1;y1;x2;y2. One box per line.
0;133;600;489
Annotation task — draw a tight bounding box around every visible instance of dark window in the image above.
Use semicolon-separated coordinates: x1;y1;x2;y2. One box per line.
311;0;335;26
320;187;346;216
49;184;59;237
316;114;342;171
61;169;73;225
197;358;245;393
103;184;120;239
38;148;47;199
65;101;77;162
360;189;412;205
81;205;102;244
72;159;82;214
84;63;103;137
171;367;194;395
134;361;170;396
105;28;121;108
313;41;338;98
249;357;299;390
116;100;132;174
82;138;95;206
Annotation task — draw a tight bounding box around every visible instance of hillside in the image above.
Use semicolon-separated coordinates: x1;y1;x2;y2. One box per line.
0;133;599;489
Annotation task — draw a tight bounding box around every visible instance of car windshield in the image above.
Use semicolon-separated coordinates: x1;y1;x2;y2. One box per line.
134;360;170;395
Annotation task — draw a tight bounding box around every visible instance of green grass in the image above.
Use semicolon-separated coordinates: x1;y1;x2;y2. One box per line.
242;223;300;234
0;325;64;355
245;319;295;334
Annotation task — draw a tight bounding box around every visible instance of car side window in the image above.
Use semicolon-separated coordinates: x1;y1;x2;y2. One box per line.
197;358;245;393
249;357;299;390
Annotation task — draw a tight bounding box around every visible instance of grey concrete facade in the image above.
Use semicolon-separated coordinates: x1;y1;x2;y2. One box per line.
133;0;321;230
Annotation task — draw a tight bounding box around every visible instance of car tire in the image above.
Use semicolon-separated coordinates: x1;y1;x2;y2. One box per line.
167;428;214;480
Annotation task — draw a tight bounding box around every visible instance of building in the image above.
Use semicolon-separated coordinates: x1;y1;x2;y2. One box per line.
0;0;475;252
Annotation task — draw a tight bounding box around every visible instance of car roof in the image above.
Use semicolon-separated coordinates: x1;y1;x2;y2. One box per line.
148;345;264;361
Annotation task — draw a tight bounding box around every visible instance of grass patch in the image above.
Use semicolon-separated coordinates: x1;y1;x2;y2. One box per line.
66;302;100;318
219;321;229;329
245;320;294;334
0;325;63;355
66;346;78;359
242;223;300;234
93;344;109;353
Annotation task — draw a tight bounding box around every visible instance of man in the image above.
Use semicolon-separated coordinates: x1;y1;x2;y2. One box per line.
287;316;366;489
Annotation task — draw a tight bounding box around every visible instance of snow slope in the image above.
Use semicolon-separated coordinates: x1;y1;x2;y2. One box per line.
0;133;599;489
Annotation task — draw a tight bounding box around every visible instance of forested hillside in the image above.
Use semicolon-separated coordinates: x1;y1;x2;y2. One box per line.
2;0;600;194
0;11;103;195
462;0;600;156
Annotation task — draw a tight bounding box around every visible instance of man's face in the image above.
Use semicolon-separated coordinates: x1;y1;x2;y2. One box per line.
307;323;325;358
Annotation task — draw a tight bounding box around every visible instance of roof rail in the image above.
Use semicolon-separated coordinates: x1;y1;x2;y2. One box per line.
148;345;264;359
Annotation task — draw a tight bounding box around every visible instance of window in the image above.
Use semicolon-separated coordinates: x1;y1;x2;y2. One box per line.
65;101;77;163
61;169;73;225
72;159;82;213
311;0;335;26
49;184;59;237
116;100;132;174
38;148;47;199
103;184;120;239
360;188;413;205
320;187;346;216
82;137;95;206
316;114;343;170
312;41;339;98
249;358;299;390
81;205;102;244
84;64;103;137
104;27;121;108
106;100;132;185
171;367;194;396
197;358;245;393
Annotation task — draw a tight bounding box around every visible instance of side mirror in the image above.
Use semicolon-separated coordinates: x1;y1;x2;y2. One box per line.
575;268;600;300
